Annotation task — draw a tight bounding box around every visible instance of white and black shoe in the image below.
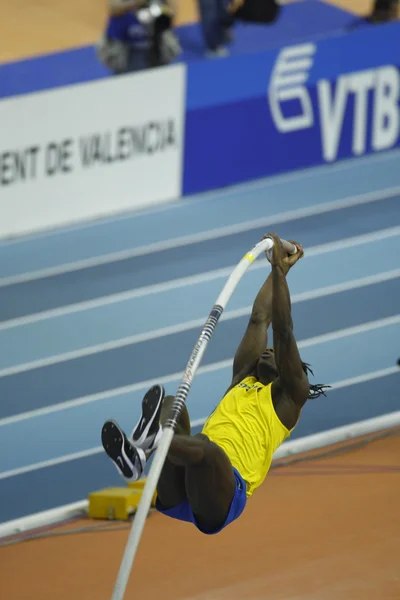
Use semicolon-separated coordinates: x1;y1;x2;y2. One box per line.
101;420;146;482
130;384;165;451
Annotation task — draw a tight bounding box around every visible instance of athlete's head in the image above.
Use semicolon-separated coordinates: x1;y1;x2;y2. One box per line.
256;348;278;383
256;349;329;399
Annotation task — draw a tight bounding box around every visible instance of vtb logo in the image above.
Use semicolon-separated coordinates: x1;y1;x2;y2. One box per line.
268;43;316;133
268;43;400;162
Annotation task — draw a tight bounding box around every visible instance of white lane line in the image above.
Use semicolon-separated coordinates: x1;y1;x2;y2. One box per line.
296;314;400;348
2;407;400;538
1;268;399;378
192;366;400;429
1;147;398;250
0;359;232;427
1;224;400;331
0;500;89;539
0;448;103;481
0;365;398;481
1;314;399;427
1;185;399;287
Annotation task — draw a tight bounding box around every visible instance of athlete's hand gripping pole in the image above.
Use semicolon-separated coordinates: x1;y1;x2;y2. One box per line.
110;236;296;600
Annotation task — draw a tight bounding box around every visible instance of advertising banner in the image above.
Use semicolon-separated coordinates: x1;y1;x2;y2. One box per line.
183;22;400;195
0;64;186;238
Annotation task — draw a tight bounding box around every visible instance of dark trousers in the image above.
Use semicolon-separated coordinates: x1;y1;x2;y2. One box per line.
373;0;397;8
197;0;232;51
370;0;398;19
235;0;280;23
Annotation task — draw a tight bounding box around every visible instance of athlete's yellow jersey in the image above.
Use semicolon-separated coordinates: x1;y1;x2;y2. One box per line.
201;376;292;498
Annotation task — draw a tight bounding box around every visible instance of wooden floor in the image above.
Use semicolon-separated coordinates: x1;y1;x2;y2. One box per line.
0;0;375;63
2;433;400;600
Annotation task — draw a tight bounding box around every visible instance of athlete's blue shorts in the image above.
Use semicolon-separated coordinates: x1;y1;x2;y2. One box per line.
155;467;247;534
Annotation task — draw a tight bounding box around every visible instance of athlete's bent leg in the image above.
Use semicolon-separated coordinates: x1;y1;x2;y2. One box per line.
156;395;190;509
156;397;236;531
168;434;236;532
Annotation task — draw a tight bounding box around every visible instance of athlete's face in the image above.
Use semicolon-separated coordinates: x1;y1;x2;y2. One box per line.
256;348;278;384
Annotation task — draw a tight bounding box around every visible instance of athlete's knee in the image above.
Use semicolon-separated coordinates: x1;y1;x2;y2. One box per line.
168;434;208;467
161;395;191;436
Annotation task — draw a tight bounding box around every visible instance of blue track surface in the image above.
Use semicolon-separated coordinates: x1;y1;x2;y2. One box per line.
0;150;399;523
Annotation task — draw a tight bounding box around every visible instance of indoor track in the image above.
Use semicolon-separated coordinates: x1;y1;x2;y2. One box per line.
0;149;399;523
1;2;400;598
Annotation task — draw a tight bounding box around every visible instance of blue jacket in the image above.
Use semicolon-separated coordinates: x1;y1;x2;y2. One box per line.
106;12;151;48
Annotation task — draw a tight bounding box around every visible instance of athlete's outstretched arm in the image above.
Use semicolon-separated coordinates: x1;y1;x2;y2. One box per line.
231;271;273;384
268;234;309;406
231;235;302;385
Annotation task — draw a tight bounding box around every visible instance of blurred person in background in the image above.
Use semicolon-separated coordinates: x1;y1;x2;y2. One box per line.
97;0;181;74
367;0;399;22
200;0;281;58
228;0;280;24
197;0;234;57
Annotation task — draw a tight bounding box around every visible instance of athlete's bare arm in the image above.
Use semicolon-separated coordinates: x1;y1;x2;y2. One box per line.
231;271;273;385
231;235;303;386
268;234;309;410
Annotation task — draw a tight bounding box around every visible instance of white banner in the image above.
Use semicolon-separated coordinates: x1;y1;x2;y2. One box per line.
0;64;186;238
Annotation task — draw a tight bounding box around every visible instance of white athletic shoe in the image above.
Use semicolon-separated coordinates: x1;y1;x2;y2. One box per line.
101;420;146;482
129;384;165;451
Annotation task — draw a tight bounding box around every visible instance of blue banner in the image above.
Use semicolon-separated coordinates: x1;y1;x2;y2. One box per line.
183;22;400;195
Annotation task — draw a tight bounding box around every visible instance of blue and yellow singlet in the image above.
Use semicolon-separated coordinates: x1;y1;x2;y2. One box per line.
202;376;292;497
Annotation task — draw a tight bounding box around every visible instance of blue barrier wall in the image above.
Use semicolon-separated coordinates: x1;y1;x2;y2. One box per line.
1;4;399;201
183;22;400;194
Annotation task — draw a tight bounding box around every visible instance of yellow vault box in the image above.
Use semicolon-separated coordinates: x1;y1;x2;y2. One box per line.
88;481;157;520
